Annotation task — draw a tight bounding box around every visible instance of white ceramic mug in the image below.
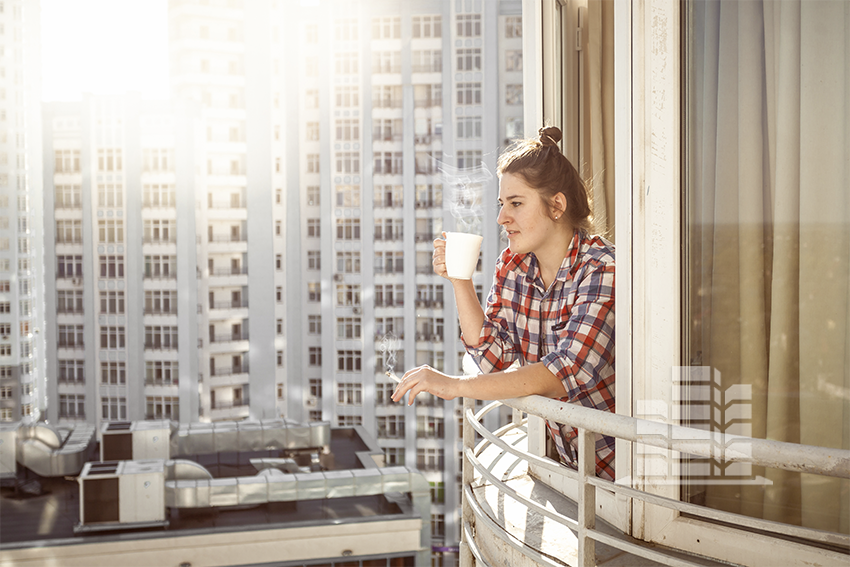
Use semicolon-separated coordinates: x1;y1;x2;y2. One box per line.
445;232;483;279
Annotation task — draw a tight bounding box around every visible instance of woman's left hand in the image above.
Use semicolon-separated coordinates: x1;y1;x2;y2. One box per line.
391;365;460;406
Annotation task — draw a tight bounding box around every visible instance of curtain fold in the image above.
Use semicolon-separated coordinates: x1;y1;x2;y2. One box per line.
690;0;849;534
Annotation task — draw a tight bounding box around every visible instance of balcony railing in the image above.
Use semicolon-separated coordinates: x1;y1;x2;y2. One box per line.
210;267;248;276
209;332;249;343
211;397;250;410
209;300;249;310
209;234;247;243
209;364;248;377
460;396;850;567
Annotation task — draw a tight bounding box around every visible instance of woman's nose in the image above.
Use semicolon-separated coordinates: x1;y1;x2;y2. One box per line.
497;207;508;225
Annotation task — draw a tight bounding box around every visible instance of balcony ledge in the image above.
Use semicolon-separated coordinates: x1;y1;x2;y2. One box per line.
469;426;726;567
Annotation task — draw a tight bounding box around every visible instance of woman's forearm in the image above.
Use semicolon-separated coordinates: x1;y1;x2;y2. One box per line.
455;362;567;400
452;279;485;345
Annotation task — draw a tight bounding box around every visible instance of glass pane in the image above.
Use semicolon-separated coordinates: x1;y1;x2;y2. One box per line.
684;0;849;534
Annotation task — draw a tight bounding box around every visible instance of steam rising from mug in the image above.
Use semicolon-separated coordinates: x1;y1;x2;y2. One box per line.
437;158;493;235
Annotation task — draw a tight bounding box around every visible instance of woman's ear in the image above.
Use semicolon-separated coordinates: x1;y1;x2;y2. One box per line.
550;193;567;220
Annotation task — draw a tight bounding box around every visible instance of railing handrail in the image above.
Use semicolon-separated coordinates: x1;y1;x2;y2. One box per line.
500;394;850;478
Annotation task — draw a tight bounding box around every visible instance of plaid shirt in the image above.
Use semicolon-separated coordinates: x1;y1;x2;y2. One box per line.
465;230;616;480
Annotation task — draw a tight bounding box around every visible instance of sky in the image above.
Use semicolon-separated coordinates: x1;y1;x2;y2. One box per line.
40;0;170;102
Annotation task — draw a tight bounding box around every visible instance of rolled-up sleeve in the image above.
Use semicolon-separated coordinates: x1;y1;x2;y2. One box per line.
542;261;615;401
464;252;521;373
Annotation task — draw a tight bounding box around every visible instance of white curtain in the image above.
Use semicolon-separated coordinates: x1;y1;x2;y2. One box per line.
689;0;849;534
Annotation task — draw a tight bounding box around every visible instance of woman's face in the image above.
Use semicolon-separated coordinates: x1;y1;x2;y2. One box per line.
497;172;558;255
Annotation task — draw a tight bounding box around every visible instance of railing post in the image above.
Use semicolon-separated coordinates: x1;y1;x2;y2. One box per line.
578;427;596;567
460;397;475;566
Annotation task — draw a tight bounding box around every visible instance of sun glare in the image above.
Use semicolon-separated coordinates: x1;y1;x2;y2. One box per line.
40;0;170;102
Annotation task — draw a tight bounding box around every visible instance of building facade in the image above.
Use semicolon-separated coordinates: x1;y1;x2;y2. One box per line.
0;0;46;426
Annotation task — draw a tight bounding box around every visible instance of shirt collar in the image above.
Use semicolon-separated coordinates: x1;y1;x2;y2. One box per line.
511;230;584;292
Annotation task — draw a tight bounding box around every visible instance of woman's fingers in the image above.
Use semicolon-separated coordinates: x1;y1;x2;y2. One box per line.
391;365;456;406
433;235;448;278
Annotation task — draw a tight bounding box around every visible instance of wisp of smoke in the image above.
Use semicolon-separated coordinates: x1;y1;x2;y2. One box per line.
379;332;399;376
436;157;494;235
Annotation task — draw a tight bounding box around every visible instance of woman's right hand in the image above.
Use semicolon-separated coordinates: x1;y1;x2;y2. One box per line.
432;232;449;279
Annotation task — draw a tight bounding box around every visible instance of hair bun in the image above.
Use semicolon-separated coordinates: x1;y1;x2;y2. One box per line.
538;126;562;147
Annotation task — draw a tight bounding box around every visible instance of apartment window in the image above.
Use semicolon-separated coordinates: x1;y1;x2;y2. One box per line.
336;318;362;340
375;285;405;309
417;416;444;438
144;219;176;244
0;323;10;336
335;152;360;174
385;447;405;466
143;184;177;208
412;15;441;38
456;116;482;139
306;121;319;141
335;185;361;207
336;284;361;307
335;119;360;142
372;51;400;74
55;184;81;208
505;50;523;71
57;255;83;278
275;220;281;236
58;324;84;348
456;150;482;170
307;219;320;237
97;291;125;314
0;302;8;314
375;218;403;241
0;409;11;422
505;15;522;38
146;396;178;420
145;361;178;385
276;254;282;270
375;382;395;405
372;15;400;39
55;220;82;243
377;415;405;438
277;351;284;367
58;359;85;383
99;326;126;349
307;250;321;270
456;48;481;71
0;386;11;400
276;286;282;302
335;86;359;108
308;282;321;302
143;290;176;314
306;186;320;206
100;361;126;384
305;89;318;109
457;14;481;37
144;255;176;279
373;151;403;175
457;82;482;105
276;318;283;335
101;396;127;421
308;314;321;334
309;378;322;398
306;154;319;174
337;415;362;427
276;188;282;204
337;381;362;404
506;84;523;105
375;185;404;208
97;148;123;172
372;85;402;108
335;251;361;274
144;326;178;350
335;219;361;240
97;184;124;208
308;346;322;367
417;448;444;471
96;219;124;244
334;52;358;75
59;394;85;419
0;345;10;356
305;23;318;43
412;50;442;73
54;149;81;173
99;255;124;278
57;290;84;313
432;513;446;538
375;251;404;274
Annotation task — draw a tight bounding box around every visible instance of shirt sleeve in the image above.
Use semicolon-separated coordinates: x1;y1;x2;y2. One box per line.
463;251;521;373
541;259;615;400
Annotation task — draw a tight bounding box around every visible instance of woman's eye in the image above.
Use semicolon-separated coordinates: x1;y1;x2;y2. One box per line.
511;201;521;208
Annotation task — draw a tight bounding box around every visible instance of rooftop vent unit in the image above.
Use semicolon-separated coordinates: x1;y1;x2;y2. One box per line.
76;459;167;532
101;420;172;462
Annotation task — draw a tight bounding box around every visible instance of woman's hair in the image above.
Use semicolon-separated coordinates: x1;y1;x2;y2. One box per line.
497;126;593;234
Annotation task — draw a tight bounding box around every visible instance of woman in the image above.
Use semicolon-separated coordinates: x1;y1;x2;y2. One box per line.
392;126;615;480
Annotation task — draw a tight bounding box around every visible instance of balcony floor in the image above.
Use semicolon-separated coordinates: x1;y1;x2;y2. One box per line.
470;426;730;567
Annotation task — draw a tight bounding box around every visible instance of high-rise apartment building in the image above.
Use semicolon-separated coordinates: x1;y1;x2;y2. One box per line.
42;95;203;426
0;0;46;425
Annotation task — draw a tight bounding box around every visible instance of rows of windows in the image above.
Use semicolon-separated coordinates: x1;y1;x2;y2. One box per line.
146;396;178;419
144;290;177;314
57;255;83;278
145;326;178;350
143;184;177;208
58;359;85;383
55;150;81;173
101;361;126;384
59;394;85;419
57;290;83;313
145;360;179;385
100;291;125;314
55;184;81;208
98;184;123;208
145;255;177;278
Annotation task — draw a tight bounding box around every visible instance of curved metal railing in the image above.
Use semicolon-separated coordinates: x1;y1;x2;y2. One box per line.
460;396;850;567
